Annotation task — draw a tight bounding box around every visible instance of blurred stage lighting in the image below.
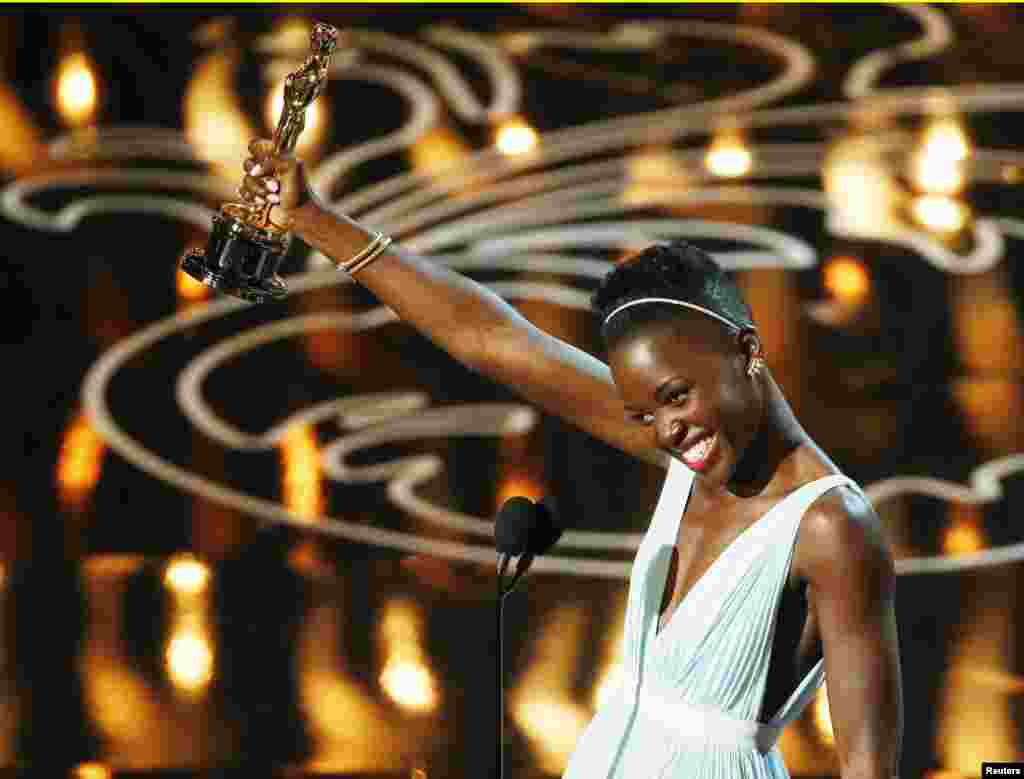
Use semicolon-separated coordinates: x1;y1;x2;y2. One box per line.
164;554;211;596
165;626;215;694
822;256;871;307
56;51;98;128
704;129;752;178
495;116;539;156
812;684;835;748
910;193;970;233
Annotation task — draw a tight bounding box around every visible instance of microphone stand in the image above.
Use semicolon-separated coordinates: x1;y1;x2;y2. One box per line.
496;554;524;779
497;556;505;779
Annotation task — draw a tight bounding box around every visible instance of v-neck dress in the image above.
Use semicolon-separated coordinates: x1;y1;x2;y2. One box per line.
561;457;860;779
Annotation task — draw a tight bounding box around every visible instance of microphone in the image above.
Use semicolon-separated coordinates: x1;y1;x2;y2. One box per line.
494;496;563;595
494;495;564;779
494;495;538;589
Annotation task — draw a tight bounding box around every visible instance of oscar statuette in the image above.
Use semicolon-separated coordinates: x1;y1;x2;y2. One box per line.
180;22;338;303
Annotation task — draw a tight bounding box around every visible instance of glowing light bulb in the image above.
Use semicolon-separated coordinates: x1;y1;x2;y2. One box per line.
74;763;111;779
379;656;438;712
911;194;969;234
410;126;470;175
281;425;323;521
921;117;970;163
911;117;971;196
823;256;871;306
943;504;985;555
943;522;985;555
166;627;214;694
57;411;105;509
377;599;439;713
823;133;904;234
164;554;210;596
912;152;965;196
495;116;538;156
704;130;752;178
56;51;98;128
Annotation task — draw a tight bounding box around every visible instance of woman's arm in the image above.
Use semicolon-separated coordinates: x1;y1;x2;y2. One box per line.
246;144;665;468
801;487;904;779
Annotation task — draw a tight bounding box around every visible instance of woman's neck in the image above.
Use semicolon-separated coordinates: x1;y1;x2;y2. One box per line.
725;372;807;499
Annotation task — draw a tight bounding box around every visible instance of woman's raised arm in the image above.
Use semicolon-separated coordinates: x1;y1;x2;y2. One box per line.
246;143;664;468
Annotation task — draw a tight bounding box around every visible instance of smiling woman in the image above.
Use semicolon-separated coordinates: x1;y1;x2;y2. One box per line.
595;241;764;482
239;134;904;778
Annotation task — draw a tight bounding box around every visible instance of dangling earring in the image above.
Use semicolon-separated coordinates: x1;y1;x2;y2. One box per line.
747;350;765;378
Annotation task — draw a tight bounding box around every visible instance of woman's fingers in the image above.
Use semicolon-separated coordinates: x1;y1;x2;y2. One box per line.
240;139;301;209
241;174;281;203
246;139;295;174
248;138;275;160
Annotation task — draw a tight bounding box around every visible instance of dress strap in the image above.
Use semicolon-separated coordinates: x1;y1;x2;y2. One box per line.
765;473;859;725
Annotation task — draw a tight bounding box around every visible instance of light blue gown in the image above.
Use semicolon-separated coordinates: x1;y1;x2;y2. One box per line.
562;457;859;778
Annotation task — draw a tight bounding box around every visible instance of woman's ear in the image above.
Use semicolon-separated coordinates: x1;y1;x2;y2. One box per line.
738;329;764;378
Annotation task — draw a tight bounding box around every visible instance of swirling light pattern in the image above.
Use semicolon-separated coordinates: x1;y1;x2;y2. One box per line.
0;6;1020;588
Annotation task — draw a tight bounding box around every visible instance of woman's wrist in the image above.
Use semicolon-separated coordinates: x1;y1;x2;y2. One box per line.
289;200;393;277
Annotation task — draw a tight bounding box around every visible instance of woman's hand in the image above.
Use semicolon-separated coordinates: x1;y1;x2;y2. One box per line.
239;139;319;224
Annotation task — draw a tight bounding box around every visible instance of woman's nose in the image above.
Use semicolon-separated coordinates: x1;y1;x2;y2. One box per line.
655;411;686;451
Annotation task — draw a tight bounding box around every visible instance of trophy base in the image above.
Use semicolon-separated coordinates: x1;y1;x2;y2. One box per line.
180;209;291;304
180;250;287;303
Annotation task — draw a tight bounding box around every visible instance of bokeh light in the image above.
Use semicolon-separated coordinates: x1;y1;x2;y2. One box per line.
55;51;98;128
56;410;105;511
812;684;835;747
822;256;872;307
165;626;215;695
911;116;971;195
377;599;439;714
281;425;324;521
910;193;970;233
704;129;753;178
163;554;211;596
73;763;111;779
495;115;539;156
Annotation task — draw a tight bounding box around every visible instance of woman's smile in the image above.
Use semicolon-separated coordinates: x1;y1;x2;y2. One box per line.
678;431;718;471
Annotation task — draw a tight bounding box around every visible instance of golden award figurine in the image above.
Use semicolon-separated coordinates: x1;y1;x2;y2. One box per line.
180;22;339;303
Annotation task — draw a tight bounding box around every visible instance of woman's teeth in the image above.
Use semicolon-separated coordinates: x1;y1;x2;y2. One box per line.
682;434;715;466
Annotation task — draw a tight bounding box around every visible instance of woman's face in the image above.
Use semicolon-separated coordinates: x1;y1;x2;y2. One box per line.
608;315;763;488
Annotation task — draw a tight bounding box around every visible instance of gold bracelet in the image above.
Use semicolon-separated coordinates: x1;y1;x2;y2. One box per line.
337;230;393;276
340;230;384;269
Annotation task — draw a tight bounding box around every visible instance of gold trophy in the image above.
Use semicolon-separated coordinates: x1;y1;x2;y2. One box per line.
180;22;338;303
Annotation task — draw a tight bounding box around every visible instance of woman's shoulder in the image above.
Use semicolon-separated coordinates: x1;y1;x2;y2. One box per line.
785;443;872;518
790;449;886;583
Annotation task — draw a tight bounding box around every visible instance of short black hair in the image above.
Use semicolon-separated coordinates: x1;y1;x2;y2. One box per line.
591;239;755;347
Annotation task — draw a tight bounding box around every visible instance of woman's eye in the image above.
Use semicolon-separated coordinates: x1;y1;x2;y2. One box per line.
630;413;655;426
668;389;689;404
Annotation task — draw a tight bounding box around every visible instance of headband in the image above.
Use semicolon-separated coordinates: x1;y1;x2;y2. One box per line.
602;297;744;332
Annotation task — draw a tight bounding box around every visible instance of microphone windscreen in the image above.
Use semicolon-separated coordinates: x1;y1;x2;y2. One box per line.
529;497;565;555
494;496;539;555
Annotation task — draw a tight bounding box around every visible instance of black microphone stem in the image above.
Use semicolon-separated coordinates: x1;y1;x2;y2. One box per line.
497;558;505;779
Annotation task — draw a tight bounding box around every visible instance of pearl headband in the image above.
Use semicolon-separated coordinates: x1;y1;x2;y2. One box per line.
602;297;743;332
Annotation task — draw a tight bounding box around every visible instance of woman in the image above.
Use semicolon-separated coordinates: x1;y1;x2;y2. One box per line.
240;141;903;779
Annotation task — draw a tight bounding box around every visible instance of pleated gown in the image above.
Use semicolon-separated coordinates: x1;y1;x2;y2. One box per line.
562;457;859;778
